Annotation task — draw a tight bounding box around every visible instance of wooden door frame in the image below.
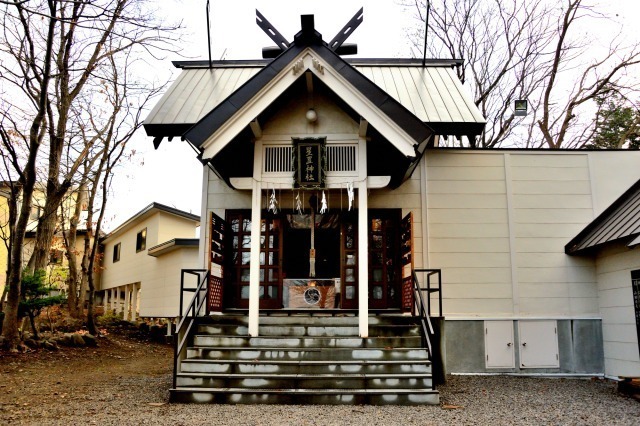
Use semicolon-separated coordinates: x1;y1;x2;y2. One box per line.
225;209;284;309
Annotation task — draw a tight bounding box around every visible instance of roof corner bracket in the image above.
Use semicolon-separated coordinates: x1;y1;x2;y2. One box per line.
153;136;163;149
359;118;368;138
250;119;262;139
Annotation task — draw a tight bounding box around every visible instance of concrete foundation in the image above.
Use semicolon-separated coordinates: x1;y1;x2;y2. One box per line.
445;319;604;375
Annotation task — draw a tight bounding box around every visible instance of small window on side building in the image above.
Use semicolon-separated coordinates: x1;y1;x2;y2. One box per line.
136;228;147;253
113;242;121;263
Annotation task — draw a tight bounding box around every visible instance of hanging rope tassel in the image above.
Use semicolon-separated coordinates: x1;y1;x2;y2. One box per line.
295;192;303;215
347;182;354;211
268;186;278;214
320;190;328;214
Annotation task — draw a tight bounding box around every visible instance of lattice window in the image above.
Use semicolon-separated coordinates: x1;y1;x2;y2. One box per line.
263;144;357;174
327;145;356;172
264;146;293;173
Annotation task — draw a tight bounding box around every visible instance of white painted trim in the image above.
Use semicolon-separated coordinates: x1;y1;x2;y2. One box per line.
199;167;209;269
200;50;309;159
358;133;369;338
307;52;418;158
124;284;131;321
229;176;391;190
420;155;429;269
357;182;369;338
248;178;262;337
261;134;359;142
503;153;520;315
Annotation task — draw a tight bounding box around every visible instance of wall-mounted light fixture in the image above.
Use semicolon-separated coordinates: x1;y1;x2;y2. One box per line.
514;100;528;116
306;108;318;123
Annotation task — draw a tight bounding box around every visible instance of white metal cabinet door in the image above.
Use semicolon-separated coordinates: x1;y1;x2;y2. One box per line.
485;321;515;368
518;320;559;368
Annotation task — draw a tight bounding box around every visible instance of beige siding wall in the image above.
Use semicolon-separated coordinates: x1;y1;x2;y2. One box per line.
139;247;200;317
424;150;640;318
510;153;598;316
595;244;640;378
426;152;512;315
101;213;161;290
102;213;199;289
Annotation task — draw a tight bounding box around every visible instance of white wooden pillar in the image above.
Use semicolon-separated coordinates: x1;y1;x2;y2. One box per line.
124;284;131;321
357;182;369;337
248;179;263;336
131;283;139;321
110;288;117;313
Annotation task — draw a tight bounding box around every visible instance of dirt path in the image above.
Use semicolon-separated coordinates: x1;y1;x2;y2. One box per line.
0;334;173;425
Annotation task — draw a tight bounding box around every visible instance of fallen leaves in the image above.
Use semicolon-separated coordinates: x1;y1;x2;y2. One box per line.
442;404;464;410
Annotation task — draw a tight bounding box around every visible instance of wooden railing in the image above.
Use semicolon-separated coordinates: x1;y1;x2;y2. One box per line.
173;269;210;388
411;268;444;388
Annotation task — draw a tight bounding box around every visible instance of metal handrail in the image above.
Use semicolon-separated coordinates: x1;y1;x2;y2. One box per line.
411;268;443;389
173;269;210;388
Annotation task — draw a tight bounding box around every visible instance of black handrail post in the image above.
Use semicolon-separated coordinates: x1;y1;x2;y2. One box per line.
426;272;432;317
172;268;210;394
438;270;442;316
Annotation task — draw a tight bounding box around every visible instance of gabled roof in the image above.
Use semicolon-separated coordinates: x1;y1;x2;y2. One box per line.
144;59;485;143
182;22;435;161
102;202;199;243
566;178;640;255
143;14;486;187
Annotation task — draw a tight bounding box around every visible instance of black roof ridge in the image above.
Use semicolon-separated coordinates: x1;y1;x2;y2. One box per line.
172;58;464;69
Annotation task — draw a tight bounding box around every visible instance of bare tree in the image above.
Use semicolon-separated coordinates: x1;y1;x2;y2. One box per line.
405;0;640;148
535;1;640;148
0;0;179;349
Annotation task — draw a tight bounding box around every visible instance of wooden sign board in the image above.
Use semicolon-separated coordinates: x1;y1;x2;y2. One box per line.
293;137;326;188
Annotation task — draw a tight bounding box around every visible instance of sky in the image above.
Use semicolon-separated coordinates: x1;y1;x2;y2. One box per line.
103;0;640;231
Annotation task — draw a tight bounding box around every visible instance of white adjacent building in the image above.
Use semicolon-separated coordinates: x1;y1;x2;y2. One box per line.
99;203;200;320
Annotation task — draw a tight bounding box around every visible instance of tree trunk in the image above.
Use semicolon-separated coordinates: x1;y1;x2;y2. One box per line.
28;312;39;340
65;185;86;318
27;190;66;273
3;181;37;349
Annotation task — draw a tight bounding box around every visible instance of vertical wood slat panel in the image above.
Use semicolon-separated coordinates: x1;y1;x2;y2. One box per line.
264;145;358;173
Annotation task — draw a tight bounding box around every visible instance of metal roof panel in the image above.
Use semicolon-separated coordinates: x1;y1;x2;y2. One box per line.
143;61;485;139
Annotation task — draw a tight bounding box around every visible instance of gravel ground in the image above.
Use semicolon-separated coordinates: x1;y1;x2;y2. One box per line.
1;335;638;425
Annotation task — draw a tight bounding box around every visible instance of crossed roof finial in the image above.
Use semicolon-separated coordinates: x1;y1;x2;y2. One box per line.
256;8;363;59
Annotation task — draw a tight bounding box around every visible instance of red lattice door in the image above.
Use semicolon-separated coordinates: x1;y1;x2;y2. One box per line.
207;212;226;313
400;212;414;312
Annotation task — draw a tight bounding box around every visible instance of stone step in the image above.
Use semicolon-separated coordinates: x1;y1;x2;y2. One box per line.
192;335;423;349
179;359;432;375
196;324;420;337
175;372;433;390
186;346;429;361
203;314;419;327
170;387;439;405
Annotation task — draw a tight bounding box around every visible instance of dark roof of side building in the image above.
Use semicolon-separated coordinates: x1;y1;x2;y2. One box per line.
565;178;640;255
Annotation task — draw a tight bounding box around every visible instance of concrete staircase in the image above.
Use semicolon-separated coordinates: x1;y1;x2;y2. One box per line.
170;313;439;405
